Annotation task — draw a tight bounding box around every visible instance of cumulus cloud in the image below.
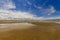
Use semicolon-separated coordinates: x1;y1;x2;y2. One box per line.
0;10;37;20
0;0;38;20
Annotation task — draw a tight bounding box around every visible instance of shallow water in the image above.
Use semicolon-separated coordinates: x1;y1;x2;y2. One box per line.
0;23;35;31
0;23;60;31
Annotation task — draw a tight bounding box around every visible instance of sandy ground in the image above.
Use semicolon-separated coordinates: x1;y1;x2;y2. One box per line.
0;23;35;31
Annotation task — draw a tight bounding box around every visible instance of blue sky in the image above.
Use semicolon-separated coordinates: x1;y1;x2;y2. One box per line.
0;0;60;20
13;0;60;17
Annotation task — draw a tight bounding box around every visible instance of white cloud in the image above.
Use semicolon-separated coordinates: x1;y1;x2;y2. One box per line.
0;0;16;9
34;4;42;9
47;17;60;19
0;0;38;20
34;4;56;15
0;10;37;20
40;6;56;15
41;0;56;15
26;1;32;5
0;0;37;20
0;9;46;20
38;16;60;20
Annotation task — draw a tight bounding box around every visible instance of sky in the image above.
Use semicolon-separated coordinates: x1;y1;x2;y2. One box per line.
0;0;60;20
